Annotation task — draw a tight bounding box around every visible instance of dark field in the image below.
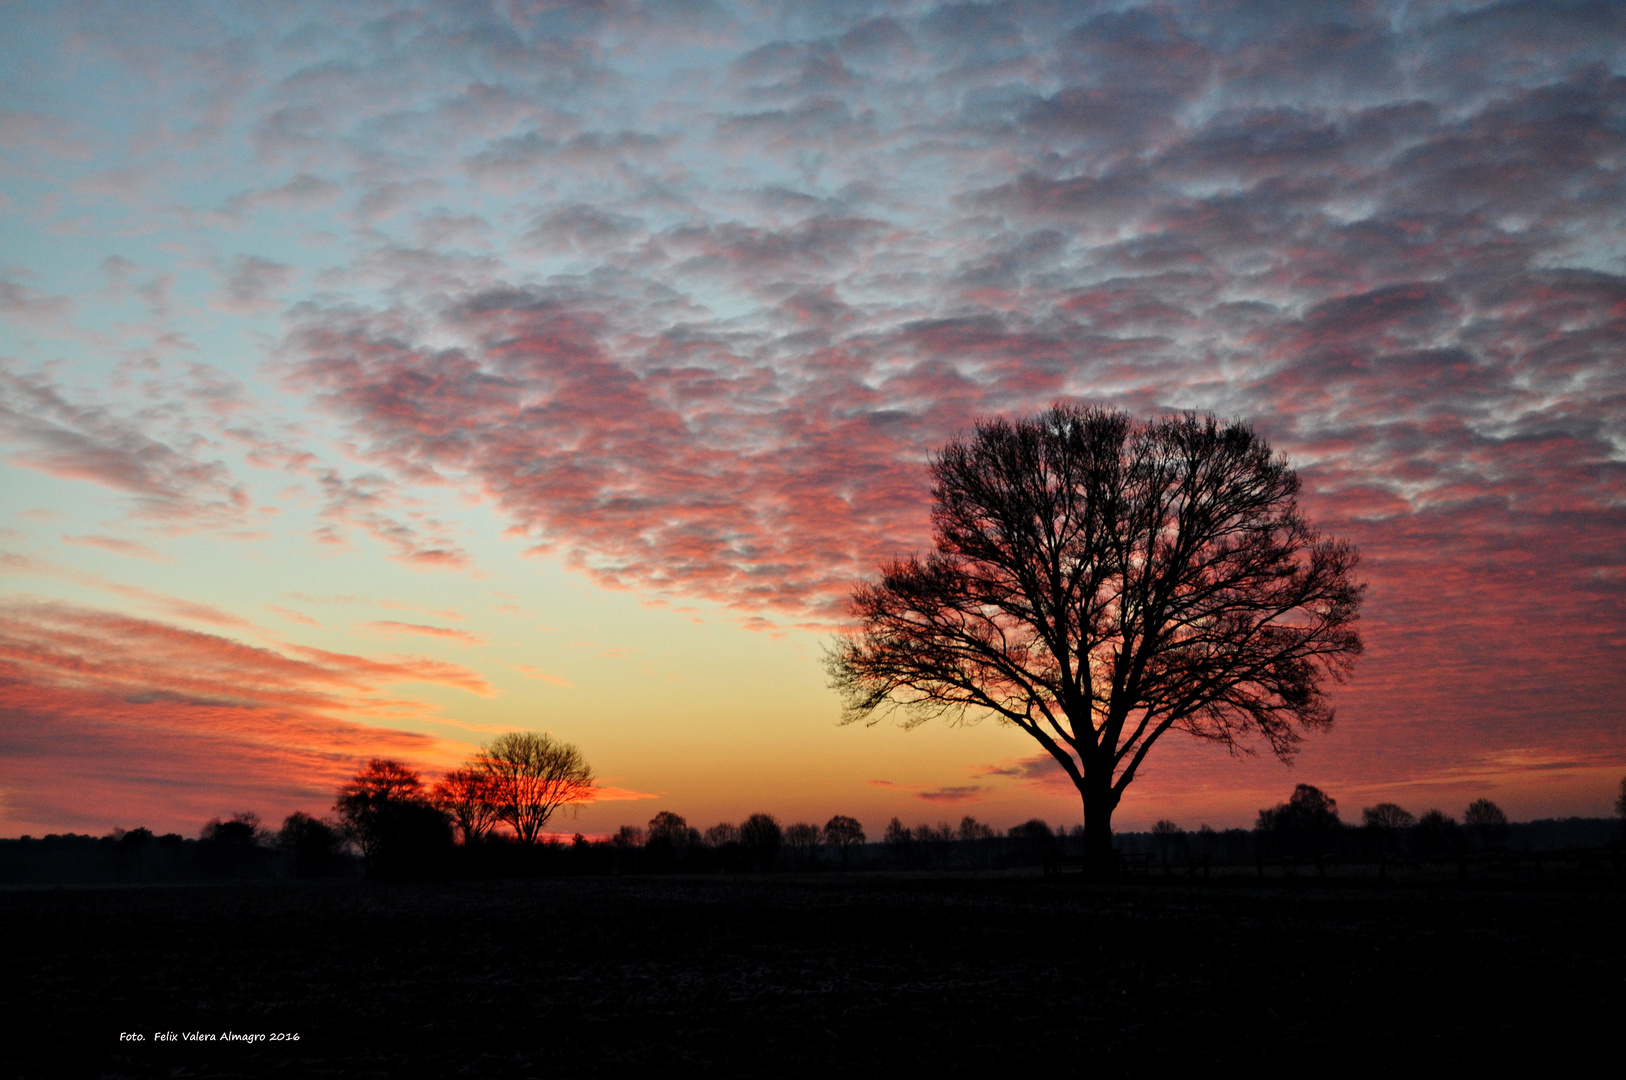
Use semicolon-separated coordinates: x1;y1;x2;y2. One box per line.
5;873;1621;1077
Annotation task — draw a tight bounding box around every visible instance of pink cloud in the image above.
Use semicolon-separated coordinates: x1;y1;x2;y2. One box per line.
60;534;167;561
0;599;489;834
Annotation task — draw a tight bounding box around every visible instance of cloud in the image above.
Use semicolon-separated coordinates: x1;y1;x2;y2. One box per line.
0;275;74;327
975;756;1075;796
587;785;662;803
366;620;487;645
514;664;572;687
917;785;983;803
0;362;249;529
217;255;295;314
60;534;168;561
4;0;1625;821
267;604;319;626
0;599;488;833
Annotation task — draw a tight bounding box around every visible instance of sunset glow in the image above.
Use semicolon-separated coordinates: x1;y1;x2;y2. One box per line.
2;1;1623;838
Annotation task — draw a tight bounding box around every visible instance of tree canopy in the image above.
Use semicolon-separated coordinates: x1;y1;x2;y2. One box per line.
481;732;595;844
829;405;1363;875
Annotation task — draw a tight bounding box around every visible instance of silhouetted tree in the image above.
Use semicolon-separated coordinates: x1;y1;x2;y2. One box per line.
277;812;344;877
823;815;865;868
432;766;500;845
1411;809;1464;859
111;827;153;881
1008;818;1055;864
883;817;912;866
1152;819;1182;867
958;815;994;842
914;821;955;868
1463;799;1510;851
704;822;740;847
830;406;1364;878
957;815;995;868
1362;802;1416;858
198;812;270;877
1616;776;1626;842
482;731;595;844
201;811;266;847
1257;784;1340;858
703;822;742;871
335;759;452;877
740;813;782;870
645;811;700;871
784;822;823;868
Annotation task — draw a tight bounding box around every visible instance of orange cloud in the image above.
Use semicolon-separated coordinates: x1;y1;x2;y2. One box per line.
0;598;489;834
514;664;571;687
588;785;661;802
365;619;487;645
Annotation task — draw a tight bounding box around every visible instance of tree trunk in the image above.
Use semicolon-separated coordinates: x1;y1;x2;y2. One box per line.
1082;786;1116;880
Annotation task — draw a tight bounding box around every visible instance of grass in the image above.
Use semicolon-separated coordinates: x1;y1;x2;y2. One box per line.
4;870;1621;1077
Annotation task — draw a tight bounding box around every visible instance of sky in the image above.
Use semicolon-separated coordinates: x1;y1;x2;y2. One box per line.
2;0;1623;840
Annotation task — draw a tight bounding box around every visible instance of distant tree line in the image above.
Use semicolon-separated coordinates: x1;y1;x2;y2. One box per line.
4;774;1622;885
0;811;359;885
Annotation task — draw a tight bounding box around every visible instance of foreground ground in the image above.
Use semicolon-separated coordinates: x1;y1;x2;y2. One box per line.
4;872;1621;1077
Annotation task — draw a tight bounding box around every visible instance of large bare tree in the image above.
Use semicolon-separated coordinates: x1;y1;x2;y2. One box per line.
481;732;595;844
828;406;1363;876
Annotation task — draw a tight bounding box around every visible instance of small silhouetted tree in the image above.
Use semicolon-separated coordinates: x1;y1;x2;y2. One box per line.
1412;809;1464;859
740;813;782;870
915;821;955;868
958;815;994;868
1152;819;1182;868
199;812;270;878
1008;818;1055;864
704;822;740;847
432;766;500;845
1257;784;1340;859
784;822;823;869
704;821;742;870
958;815;994;842
277;812;343;877
1615;776;1626;843
201;811;265;847
1362;802;1416;858
1463;799;1510;851
646;811;700;870
829;407;1364;878
883;817;912;866
482;732;595;844
112;827;153;881
824;815;865;868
